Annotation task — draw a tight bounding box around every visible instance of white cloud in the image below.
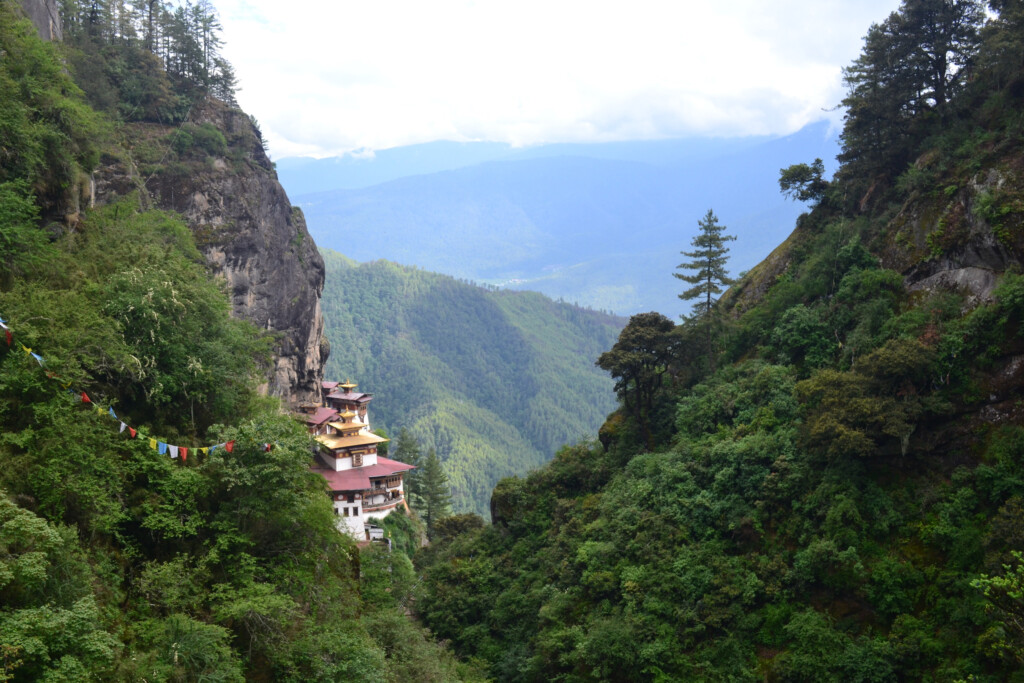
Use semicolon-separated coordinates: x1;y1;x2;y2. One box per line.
217;0;902;158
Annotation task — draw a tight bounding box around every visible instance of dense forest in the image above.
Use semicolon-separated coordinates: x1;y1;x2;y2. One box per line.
320;250;623;517
0;2;476;679
414;0;1024;679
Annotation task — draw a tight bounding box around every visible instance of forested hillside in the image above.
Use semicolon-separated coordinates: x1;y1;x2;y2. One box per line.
320;250;624;517
0;2;470;680
415;1;1024;679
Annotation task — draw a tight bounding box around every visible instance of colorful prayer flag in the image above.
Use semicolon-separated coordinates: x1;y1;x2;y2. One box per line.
168;445;178;459
225;440;235;453
129;427;137;439
180;447;188;461
4;330;10;346
199;447;208;456
119;422;127;433
158;442;168;455
264;443;272;452
81;392;91;404
149;438;157;450
109;407;117;419
21;344;30;355
30;352;43;365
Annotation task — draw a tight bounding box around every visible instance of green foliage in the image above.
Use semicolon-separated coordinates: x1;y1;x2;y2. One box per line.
596;311;676;448
779;158;829;205
320;249;622;516
420;448;453;539
674;208;736;318
0;1;103;214
0;181;51;286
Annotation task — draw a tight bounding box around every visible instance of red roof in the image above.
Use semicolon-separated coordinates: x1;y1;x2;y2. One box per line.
326;390;373;403
322;381;340;391
312;456;416;492
302;407;339;426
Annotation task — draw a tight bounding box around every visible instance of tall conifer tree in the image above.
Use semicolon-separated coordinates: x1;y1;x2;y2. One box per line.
420;448;452;539
674;209;735;371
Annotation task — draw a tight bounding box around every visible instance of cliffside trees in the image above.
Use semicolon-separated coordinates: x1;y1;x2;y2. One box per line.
839;0;984;182
675;209;735;371
779;158;829;206
596;311;676;449
59;0;237;119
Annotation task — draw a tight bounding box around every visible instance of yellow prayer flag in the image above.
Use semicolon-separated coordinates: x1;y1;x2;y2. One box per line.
199;447;209;456
149;438;157;450
21;344;30;354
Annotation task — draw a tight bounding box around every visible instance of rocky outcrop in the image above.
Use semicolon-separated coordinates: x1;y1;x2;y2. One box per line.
19;0;61;41
885;166;1023;306
93;98;327;405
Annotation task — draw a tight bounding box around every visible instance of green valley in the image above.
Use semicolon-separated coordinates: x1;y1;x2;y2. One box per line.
320;250;624;517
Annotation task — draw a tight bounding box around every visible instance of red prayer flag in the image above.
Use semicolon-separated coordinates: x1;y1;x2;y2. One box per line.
81;392;91;404
129;427;137;438
180;447;188;461
4;329;11;346
225;440;235;453
264;443;272;452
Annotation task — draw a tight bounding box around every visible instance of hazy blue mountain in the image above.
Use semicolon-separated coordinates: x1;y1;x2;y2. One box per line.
288;122;841;318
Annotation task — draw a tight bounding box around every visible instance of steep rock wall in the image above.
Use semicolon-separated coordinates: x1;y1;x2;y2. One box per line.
19;0;61;40
93;98;327;405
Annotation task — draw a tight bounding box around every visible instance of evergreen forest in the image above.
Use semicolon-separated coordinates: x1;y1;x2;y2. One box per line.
320;250;623;517
413;0;1024;679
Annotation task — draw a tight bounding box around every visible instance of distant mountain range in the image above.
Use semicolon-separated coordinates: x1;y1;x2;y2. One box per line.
319;250;624;517
280;122;841;319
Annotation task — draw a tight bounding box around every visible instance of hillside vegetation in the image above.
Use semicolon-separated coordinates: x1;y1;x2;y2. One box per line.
0;2;471;680
321;250;624;517
415;1;1024;680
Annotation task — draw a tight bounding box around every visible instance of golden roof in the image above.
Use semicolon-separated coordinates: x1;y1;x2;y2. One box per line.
328;421;365;433
339;410;357;418
340;380;358;389
316;432;389;450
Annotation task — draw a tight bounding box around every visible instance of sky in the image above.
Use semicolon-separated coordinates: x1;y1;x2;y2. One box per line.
216;0;903;160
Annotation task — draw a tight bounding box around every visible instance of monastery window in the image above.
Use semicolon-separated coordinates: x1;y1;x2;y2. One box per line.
347;493;355;503
352;507;359;516
352;452;363;467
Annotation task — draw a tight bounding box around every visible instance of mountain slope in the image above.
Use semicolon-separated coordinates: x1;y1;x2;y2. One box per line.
414;3;1024;680
320;250;624;516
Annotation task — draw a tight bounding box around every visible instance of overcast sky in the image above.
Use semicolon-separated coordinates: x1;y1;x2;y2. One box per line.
216;0;902;159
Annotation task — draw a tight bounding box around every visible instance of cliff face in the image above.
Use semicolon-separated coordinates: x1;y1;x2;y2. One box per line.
93;98;327;405
19;0;61;40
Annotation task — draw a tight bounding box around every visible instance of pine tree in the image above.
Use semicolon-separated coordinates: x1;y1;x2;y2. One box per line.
420;448;452;539
674;209;735;371
392;427;423;508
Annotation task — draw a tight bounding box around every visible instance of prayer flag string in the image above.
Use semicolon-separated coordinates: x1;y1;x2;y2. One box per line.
0;313;274;462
